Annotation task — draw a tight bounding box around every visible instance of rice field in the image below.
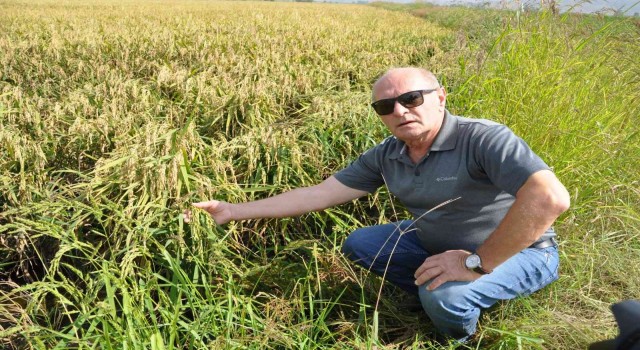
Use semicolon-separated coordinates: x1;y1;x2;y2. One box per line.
1;1;639;349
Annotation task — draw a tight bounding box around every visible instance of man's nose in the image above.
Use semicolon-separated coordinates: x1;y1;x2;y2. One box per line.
392;101;408;116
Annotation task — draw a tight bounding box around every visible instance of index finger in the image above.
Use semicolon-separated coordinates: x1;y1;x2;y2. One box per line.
192;201;210;209
414;257;436;279
415;266;442;286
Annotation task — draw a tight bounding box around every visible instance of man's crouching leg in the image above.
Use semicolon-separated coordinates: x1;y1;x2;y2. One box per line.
341;221;429;294
418;245;560;341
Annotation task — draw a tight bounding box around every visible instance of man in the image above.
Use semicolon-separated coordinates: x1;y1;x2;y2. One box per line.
184;67;570;341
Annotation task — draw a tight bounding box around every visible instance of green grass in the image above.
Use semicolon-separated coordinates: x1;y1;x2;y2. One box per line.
1;1;639;349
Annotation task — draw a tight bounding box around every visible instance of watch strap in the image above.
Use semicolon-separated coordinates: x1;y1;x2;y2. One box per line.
469;252;493;275
472;265;491;275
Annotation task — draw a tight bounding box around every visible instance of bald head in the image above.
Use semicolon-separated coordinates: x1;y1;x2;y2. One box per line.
372;67;440;101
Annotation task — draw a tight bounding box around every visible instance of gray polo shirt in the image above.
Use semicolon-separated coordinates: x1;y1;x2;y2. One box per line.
334;110;555;254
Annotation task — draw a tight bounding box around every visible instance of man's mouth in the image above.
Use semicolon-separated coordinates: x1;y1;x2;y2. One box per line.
398;120;415;127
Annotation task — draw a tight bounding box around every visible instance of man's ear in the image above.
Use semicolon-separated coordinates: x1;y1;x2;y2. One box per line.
438;87;447;109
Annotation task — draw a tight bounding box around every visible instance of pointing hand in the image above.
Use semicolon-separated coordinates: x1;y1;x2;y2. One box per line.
183;200;234;225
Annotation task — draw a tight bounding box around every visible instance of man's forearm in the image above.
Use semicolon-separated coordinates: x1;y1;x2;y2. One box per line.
229;176;368;222
230;187;328;220
476;170;570;272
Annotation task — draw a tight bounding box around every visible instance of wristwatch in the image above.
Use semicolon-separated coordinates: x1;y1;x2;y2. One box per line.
464;253;491;275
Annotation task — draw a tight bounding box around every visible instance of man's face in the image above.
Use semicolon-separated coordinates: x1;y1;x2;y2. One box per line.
372;71;446;145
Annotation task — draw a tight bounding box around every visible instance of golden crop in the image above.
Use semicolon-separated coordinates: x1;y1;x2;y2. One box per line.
0;0;450;204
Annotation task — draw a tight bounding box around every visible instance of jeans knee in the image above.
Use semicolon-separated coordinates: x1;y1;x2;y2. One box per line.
419;282;471;313
340;228;367;258
418;282;480;338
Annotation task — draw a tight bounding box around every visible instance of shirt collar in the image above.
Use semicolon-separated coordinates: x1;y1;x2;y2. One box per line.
431;109;458;151
388;109;458;160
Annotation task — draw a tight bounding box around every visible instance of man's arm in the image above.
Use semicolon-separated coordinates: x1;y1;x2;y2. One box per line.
475;170;570;271
414;170;570;289
184;176;369;225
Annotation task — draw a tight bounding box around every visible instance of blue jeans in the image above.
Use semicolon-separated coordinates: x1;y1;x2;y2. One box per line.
341;220;559;340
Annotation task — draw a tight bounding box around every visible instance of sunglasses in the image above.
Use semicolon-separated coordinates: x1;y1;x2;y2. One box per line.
370;88;439;116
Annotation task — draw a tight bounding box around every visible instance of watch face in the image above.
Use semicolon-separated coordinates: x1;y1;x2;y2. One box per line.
465;254;481;269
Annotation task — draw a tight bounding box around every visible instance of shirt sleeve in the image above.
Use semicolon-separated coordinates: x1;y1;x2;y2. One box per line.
473;125;550;196
333;144;386;193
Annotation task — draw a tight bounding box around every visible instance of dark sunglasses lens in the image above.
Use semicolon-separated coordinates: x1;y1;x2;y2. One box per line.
372;90;428;115
398;91;424;108
372;100;395;115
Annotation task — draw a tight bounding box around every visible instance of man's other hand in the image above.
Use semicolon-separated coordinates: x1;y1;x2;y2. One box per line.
183;200;234;225
414;250;480;290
